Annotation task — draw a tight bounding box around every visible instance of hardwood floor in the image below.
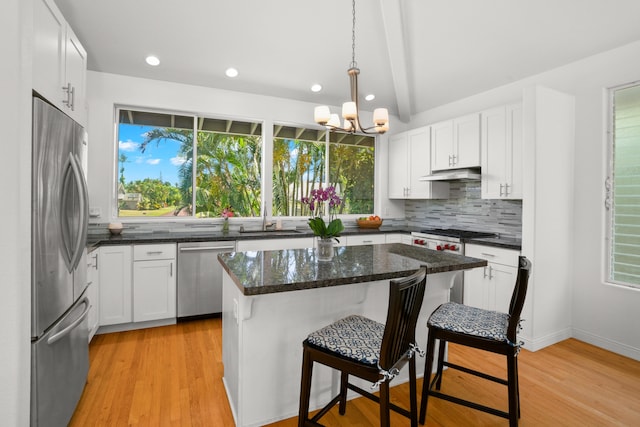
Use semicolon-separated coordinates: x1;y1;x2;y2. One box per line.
70;318;640;426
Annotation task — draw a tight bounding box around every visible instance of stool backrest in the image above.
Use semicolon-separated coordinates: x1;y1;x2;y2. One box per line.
507;256;532;342
379;266;427;371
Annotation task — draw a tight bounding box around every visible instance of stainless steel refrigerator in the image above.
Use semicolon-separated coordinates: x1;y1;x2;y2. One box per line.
31;96;90;427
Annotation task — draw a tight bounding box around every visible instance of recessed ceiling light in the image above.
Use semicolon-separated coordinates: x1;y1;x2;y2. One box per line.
145;55;160;66
365;94;375;101
311;84;322;93
225;67;239;78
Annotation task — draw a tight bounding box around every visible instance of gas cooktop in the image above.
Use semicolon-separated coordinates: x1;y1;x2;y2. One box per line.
419;228;496;239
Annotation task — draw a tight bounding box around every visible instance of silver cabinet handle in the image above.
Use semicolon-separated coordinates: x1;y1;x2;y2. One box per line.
62;83;72;108
504;183;510;196
179;246;235;252
170;262;173;277
483;266;494;279
481;252;496;257
69;85;75;111
363;240;373;244
499;183;504;197
146;251;163;255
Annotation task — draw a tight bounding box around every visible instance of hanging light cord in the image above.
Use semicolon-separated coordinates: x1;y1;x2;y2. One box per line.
350;0;357;69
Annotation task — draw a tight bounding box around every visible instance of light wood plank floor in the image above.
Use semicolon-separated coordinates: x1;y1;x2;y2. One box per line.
70;318;640;426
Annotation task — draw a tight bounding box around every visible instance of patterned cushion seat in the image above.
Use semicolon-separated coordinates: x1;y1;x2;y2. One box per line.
305;315;384;366
428;302;511;342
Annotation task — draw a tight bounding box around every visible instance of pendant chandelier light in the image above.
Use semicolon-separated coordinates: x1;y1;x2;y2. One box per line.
314;0;390;134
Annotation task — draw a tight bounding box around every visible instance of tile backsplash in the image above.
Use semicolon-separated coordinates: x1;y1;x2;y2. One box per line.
405;181;522;239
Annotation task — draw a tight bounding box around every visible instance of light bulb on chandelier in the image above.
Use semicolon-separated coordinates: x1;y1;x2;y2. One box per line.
313;0;389;135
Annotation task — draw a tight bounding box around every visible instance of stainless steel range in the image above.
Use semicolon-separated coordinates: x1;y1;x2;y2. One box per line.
411;228;496;303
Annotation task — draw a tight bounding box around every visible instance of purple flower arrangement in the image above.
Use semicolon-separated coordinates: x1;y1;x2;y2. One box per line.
301;186;344;241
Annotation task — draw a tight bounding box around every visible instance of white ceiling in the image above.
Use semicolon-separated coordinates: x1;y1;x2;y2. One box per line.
55;0;640;123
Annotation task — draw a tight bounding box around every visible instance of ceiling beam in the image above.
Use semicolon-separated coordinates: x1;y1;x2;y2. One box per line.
379;0;411;123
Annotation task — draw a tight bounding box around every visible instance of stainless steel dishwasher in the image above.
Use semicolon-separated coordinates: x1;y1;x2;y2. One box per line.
177;241;236;318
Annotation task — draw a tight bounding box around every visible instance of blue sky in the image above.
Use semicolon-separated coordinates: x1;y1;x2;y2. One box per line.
118;124;187;186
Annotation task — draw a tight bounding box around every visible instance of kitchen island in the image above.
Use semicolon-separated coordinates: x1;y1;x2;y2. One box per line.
218;243;486;427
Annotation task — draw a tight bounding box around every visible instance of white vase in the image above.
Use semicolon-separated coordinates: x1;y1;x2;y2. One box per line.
316;237;334;262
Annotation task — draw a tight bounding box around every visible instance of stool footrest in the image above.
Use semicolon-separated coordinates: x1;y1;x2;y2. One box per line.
444;361;508;386
346;382;412;419
428;388;510;420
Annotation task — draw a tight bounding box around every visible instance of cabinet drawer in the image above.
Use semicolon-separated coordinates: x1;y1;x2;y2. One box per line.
346;234;386;246
133;243;176;261
465;243;519;267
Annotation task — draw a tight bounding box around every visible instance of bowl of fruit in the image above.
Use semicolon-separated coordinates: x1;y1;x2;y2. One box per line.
356;215;383;229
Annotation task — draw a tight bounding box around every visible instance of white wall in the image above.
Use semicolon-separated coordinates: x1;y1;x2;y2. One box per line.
407;40;640;360
86;71;402;222
0;0;32;423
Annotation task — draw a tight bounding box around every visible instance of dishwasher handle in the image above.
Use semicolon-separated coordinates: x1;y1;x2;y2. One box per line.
179;245;236;252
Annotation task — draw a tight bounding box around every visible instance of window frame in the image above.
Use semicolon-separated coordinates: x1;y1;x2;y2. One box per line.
605;81;640;289
270;121;377;219
113;105;265;220
112;107;377;222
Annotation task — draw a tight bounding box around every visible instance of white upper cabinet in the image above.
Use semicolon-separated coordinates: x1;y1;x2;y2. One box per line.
431;113;481;171
481;104;523;199
33;0;87;126
388;127;449;199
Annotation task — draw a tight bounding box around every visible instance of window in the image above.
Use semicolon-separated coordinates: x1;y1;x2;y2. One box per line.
116;108;262;218
608;83;640;287
271;126;375;217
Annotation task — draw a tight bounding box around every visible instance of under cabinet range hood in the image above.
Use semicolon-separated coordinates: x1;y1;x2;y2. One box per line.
419;167;481;181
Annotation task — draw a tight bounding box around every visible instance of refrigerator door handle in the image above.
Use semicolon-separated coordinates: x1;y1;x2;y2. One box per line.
60;153;76;271
69;154;89;271
46;296;90;345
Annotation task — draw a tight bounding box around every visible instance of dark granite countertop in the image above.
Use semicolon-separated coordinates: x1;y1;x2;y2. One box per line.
464;236;522;250
86;225;414;247
218;243;487;296
86;224;521;251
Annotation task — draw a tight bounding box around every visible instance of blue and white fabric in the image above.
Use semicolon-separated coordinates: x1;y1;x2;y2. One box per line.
306;315;384;365
428;302;512;342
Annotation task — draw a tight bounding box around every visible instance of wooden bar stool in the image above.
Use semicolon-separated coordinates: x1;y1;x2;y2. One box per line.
419;256;531;427
298;266;428;427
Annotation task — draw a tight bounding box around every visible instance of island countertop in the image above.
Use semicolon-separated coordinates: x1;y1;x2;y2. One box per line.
218;243;487;296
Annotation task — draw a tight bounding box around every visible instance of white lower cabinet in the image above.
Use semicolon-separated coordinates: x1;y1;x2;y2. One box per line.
132;244;176;322
463;244;520;312
98;245;132;326
384;233;412;245
346;234;386;246
86;249;99;341
99;243;177;328
385;233;402;244
235;237;314;252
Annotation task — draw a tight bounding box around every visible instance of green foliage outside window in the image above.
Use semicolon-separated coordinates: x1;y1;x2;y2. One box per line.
116;108;374;219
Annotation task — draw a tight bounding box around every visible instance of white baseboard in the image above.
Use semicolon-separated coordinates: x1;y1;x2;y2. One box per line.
572;328;640;361
96;318;176;334
520;327;572;352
